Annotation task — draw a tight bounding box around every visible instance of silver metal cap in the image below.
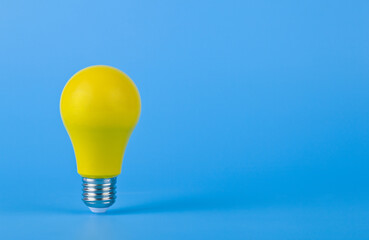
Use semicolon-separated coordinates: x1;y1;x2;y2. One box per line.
82;177;117;213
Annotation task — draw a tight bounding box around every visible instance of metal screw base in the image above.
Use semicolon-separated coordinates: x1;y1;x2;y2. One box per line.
82;177;117;213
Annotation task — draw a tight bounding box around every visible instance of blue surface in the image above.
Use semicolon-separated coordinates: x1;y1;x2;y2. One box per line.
1;0;369;239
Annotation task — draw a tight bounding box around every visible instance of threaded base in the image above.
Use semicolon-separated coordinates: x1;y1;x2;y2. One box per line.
82;177;117;212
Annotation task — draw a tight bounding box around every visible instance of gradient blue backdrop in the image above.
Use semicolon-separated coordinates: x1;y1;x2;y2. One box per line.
0;0;369;239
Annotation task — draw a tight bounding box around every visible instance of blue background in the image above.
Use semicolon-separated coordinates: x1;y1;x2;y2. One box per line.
0;0;369;239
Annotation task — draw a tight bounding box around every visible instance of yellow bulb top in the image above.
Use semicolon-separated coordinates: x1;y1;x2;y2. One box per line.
60;65;141;178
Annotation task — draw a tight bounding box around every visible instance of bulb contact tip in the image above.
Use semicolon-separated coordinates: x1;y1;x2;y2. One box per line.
89;207;108;214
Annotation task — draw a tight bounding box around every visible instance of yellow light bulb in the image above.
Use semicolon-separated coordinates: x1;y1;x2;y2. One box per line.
60;65;141;213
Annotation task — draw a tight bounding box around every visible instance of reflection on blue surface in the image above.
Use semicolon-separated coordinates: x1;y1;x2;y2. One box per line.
1;191;369;239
